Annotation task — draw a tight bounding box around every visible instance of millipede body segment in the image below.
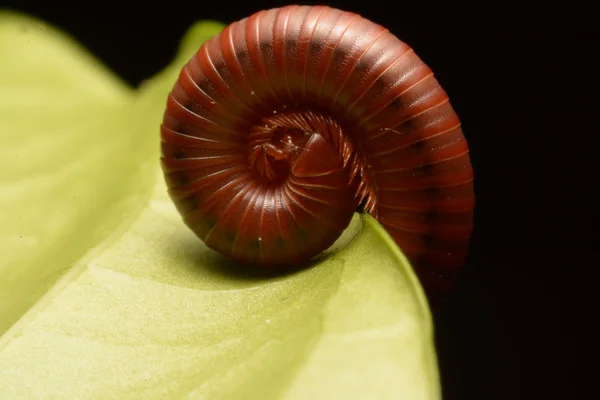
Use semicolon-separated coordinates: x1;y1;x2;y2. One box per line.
160;5;475;296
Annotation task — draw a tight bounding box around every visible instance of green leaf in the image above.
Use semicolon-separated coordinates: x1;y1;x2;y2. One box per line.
0;11;151;335
0;11;440;399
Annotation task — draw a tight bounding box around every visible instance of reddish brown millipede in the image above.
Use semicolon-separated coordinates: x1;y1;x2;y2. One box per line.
160;5;475;297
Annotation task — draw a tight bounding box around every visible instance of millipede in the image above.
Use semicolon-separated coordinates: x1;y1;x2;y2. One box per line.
160;5;475;300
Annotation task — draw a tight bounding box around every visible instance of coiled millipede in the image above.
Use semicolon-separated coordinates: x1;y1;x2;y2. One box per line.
160;5;475;298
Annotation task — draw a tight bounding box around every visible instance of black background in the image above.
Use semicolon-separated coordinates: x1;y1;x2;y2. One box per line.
1;1;594;399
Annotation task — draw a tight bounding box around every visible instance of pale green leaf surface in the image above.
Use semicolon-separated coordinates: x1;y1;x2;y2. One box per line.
0;11;440;400
0;11;154;334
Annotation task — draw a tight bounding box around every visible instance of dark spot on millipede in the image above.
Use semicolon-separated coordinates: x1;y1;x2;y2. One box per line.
332;49;345;64
355;61;368;74
375;77;388;89
175;149;186;159
410;139;426;151
225;232;236;243
390;97;405;109
179;125;191;135
420;162;435;173
309;41;322;56
285;38;297;48
425;210;440;221
251;239;261;249
202;216;216;229
260;42;271;53
166;172;187;186
185;195;200;212
296;229;308;241
424;186;439;196
276;236;286;249
183;99;196;111
421;234;435;245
